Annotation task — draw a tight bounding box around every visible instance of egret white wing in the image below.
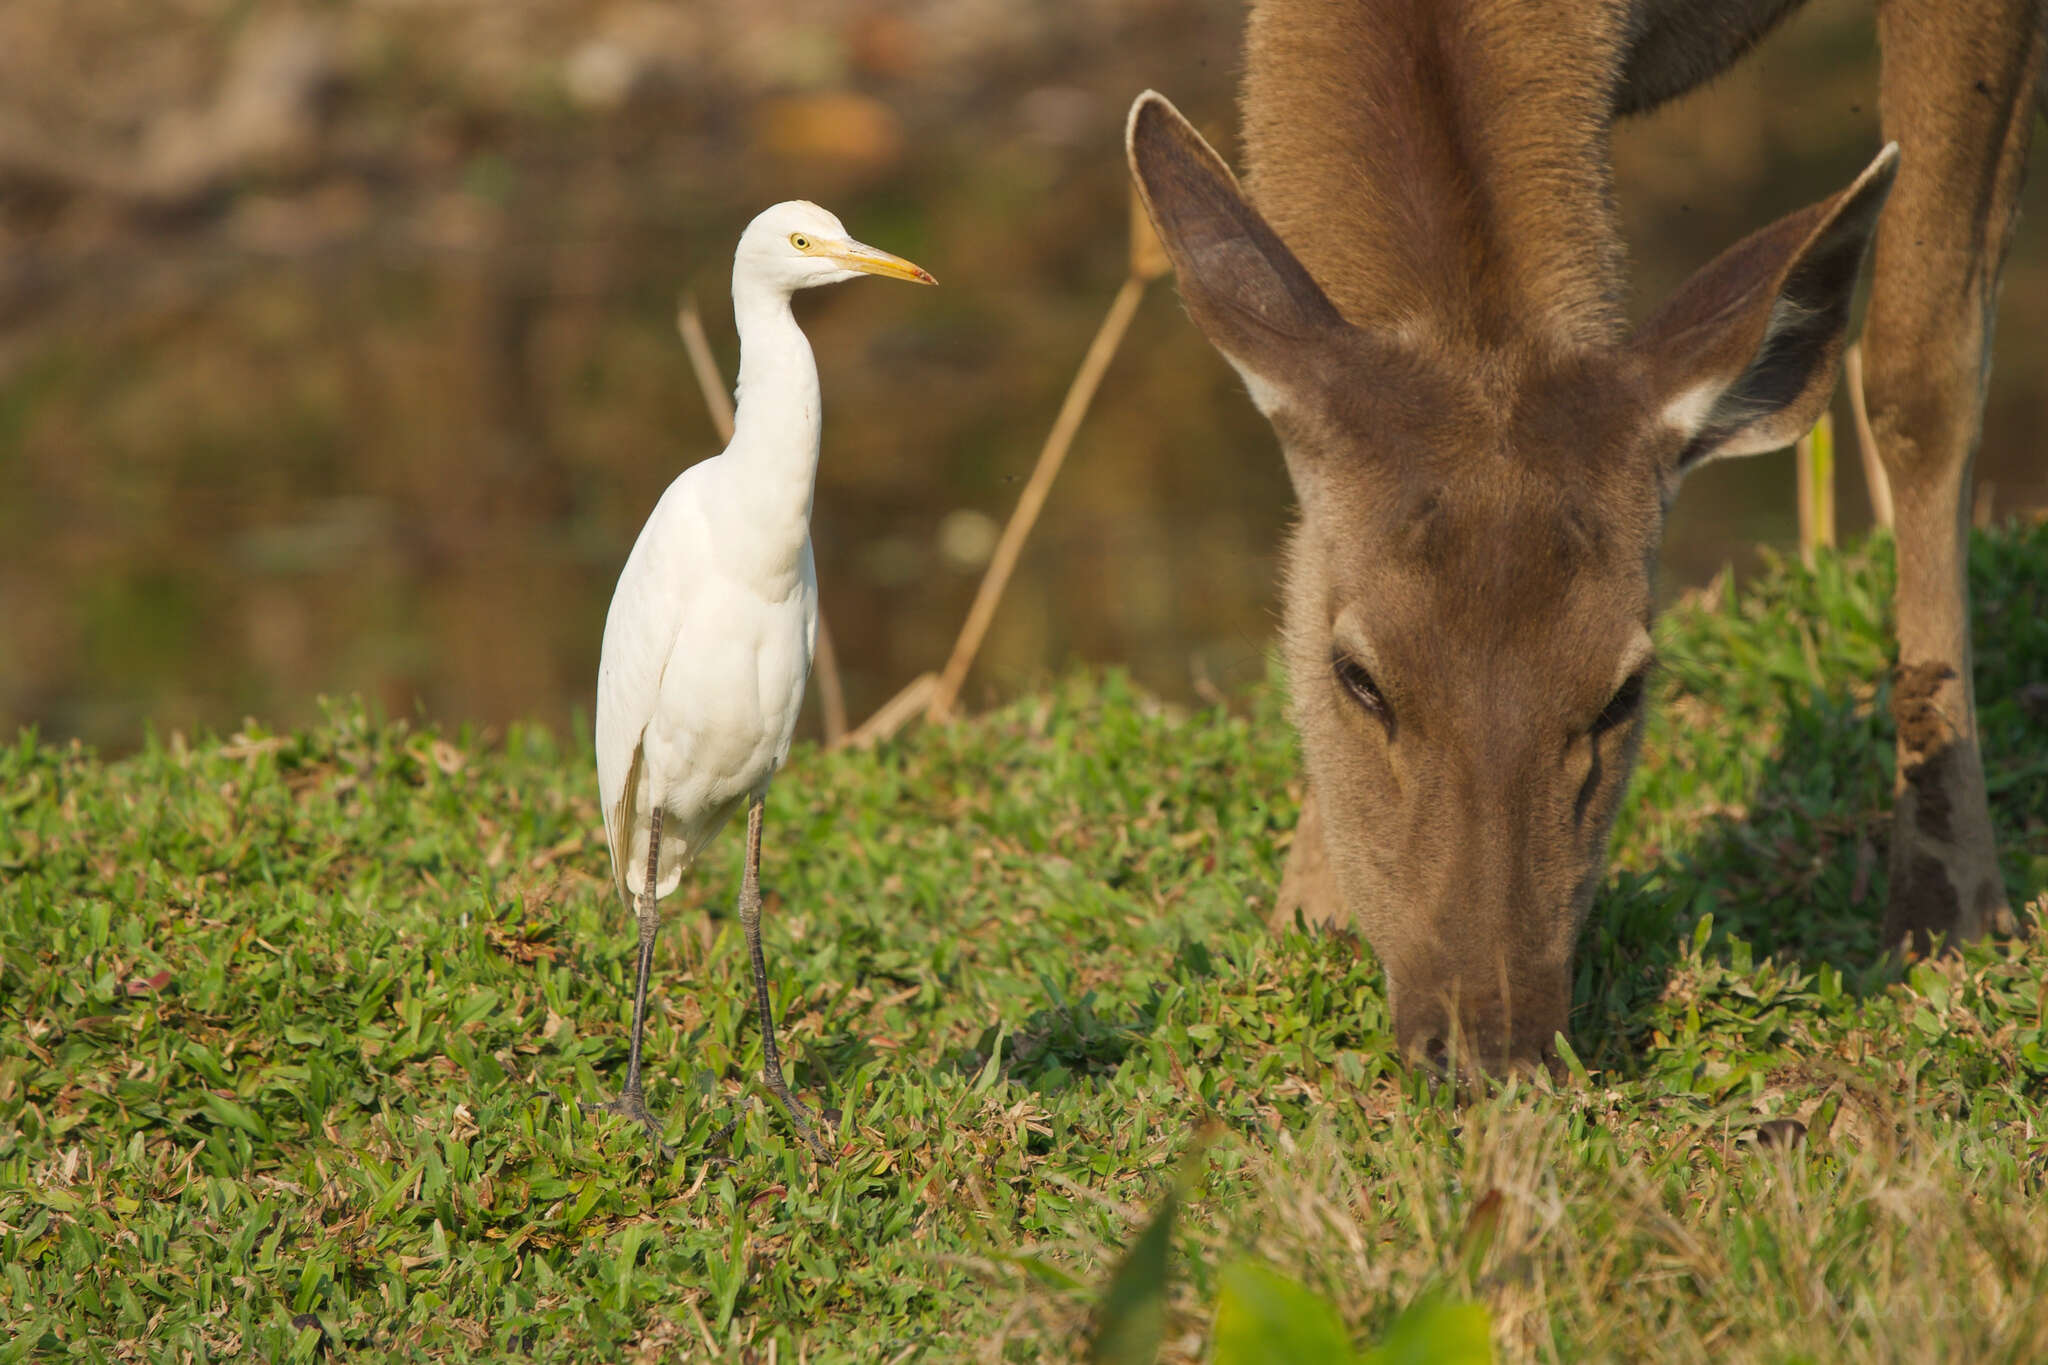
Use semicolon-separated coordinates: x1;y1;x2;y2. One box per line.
595;465;716;904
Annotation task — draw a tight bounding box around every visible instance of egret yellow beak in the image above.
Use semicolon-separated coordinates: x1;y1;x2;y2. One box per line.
828;239;937;285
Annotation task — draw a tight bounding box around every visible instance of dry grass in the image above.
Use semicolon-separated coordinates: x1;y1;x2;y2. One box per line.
1236;1078;2048;1363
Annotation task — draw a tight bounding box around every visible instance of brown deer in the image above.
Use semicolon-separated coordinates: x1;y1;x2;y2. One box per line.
1126;0;2042;1070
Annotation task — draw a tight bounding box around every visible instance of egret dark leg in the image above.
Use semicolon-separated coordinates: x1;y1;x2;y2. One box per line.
740;793;831;1158
589;806;670;1152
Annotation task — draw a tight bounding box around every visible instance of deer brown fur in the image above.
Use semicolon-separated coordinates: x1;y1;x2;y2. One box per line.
1128;0;2043;1070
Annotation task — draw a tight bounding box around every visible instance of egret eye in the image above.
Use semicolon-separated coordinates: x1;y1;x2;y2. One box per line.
1333;653;1390;728
789;233;811;250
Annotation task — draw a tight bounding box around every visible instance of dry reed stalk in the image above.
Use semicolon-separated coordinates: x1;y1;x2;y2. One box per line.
1796;432;1814;569
1795;411;1836;568
677;296;735;437
925;187;1168;724
811;618;849;744
839;671;937;750
676;294;849;745
1842;344;1893;530
1817;412;1838;552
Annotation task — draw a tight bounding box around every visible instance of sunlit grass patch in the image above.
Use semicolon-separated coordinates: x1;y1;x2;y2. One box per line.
2;524;2045;1361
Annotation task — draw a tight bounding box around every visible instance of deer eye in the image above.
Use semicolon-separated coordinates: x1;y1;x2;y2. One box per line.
1333;654;1389;724
1591;670;1647;738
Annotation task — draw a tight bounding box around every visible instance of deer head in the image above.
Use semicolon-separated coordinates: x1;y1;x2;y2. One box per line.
1127;91;1896;1071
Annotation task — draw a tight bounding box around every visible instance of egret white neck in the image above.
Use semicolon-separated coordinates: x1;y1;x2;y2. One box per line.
717;274;824;586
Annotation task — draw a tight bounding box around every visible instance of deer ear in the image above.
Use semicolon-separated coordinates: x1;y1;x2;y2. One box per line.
1637;143;1898;482
1126;91;1345;413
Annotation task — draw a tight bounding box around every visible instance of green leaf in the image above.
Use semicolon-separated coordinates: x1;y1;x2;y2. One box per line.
200;1093;271;1141
1554;1031;1590;1086
1089;1184;1175;1365
1360;1297;1493;1365
32;1187;82;1214
974;1023;1009;1094
1211;1260;1354;1365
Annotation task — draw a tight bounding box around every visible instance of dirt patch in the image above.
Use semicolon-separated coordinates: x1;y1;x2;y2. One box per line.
1892;661;1958;755
1892;661;1961;843
1901;745;1956;843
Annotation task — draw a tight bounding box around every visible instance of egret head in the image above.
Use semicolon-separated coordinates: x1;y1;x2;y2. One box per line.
736;200;937;295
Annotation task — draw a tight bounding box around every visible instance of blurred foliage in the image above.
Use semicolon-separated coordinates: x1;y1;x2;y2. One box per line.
2;0;2044;750
1089;1165;1496;1365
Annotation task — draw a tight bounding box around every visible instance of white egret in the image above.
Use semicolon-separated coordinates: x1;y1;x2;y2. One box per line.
594;201;934;1156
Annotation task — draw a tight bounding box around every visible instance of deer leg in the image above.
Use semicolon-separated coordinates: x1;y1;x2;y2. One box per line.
1270;781;1348;935
738;793;832;1159
1865;0;2043;952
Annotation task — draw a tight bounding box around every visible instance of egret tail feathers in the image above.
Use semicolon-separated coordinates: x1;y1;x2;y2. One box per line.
604;741;715;905
602;742;645;907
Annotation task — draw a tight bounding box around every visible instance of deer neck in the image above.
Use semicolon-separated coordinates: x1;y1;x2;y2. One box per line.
1241;0;1631;353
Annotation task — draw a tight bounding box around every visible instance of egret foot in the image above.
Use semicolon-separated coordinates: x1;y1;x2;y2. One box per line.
761;1065;833;1160
584;1089;674;1161
706;1095;753;1151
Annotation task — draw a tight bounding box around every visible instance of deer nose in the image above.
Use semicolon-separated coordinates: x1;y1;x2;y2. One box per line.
1422;1035;1451;1072
1409;1031;1553;1078
1393;985;1568;1076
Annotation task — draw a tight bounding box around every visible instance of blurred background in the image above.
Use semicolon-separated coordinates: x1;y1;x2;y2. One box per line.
3;0;2044;753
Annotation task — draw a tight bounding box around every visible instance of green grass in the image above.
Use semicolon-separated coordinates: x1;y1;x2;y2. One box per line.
4;525;2047;1362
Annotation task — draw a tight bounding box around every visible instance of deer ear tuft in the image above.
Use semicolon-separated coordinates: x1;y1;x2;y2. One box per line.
1638;143;1897;479
1125;91;1345;403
